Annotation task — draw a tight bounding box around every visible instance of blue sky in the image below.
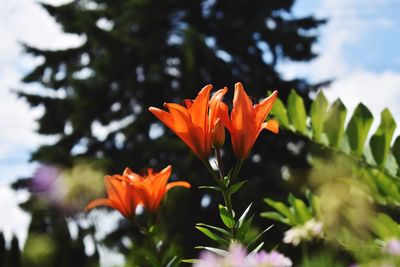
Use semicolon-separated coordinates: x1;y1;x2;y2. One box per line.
1;0;400;261
290;0;400;75
281;0;400;120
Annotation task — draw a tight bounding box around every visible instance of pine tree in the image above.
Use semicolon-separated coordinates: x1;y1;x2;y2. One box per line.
20;0;324;169
18;0;325;260
9;236;21;267
0;233;5;267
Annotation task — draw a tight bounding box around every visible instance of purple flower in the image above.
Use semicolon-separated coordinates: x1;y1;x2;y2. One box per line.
30;164;67;206
31;165;60;193
384;239;400;255
249;250;292;267
194;244;292;267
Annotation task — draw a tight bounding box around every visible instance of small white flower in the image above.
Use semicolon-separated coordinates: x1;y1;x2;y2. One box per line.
383;238;400;255
283;219;323;246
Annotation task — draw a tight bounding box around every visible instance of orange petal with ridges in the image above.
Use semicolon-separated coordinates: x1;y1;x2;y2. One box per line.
166;181;191;191
209;87;228;126
188;85;211;134
148;107;175;131
262;119;279;134
254;90;278;126
104;176;126;205
84;198;113;212
231;82;255;130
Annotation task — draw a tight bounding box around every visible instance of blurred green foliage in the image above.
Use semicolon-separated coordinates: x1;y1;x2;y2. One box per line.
262;91;400;266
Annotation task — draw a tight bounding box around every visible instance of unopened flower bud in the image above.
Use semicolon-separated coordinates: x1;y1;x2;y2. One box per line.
212;119;225;148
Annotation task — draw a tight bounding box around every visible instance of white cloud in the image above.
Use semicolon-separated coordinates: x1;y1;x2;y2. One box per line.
0;0;83;252
0;184;31;248
0;0;85;174
324;70;400;117
323;70;400;136
281;0;400;131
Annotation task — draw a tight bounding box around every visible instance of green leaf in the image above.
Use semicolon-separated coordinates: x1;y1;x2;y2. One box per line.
372;213;400;239
324;99;347;148
287;90;307;134
392;136;400;175
260;211;289;224
310;91;329;142
138;248;160;266
288;195;312;224
223;175;230;187
264;198;295;224
196;223;231;237
309;194;321;219
165;256;178;267
194;246;228;256
198;186;221;191
236;203;252;229
219;205;236;228
181;259;201;264
246;225;273;250
229;180;248;194
248;242;264;255
374;173;400;199
236;215;254;242
195;226;229;247
346;103;373;156
370;108;396;167
270;97;289;128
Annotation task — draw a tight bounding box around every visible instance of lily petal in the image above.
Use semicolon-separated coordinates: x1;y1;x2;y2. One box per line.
84;198;114;212
188;85;212;134
166;181;191;191
254;90;278;126
262;119;279;134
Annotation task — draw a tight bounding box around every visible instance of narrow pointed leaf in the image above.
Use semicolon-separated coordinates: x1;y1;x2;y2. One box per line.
264;198;295;223
236;215;254;241
370;108;396;167
195;226;229;247
346;103;373;156
260;211;289;224
181;259;201;264
392;136;400;175
194;246;228;256
165;256;178;267
229;180;248;194
249;242;264;255
199;186;221;191
288;194;312;224
219;205;236;228
236;203;252;229
310;91;329;142
287;90;307;134
196;223;231;237
270;97;289;128
324;99;347;148
246;225;273;250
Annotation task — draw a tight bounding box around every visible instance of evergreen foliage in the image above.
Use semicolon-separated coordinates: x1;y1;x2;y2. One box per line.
20;0;324;170
16;0;325;264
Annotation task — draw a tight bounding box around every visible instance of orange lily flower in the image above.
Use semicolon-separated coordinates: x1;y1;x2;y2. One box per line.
85;166;190;217
149;85;227;159
131;165;191;212
221;82;279;160
84;168;141;218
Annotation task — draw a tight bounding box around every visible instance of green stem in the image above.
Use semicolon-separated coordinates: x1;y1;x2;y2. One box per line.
221;187;236;238
232;159;244;182
215;148;224;179
202;159;221;185
302;244;310;267
202;157;245;241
